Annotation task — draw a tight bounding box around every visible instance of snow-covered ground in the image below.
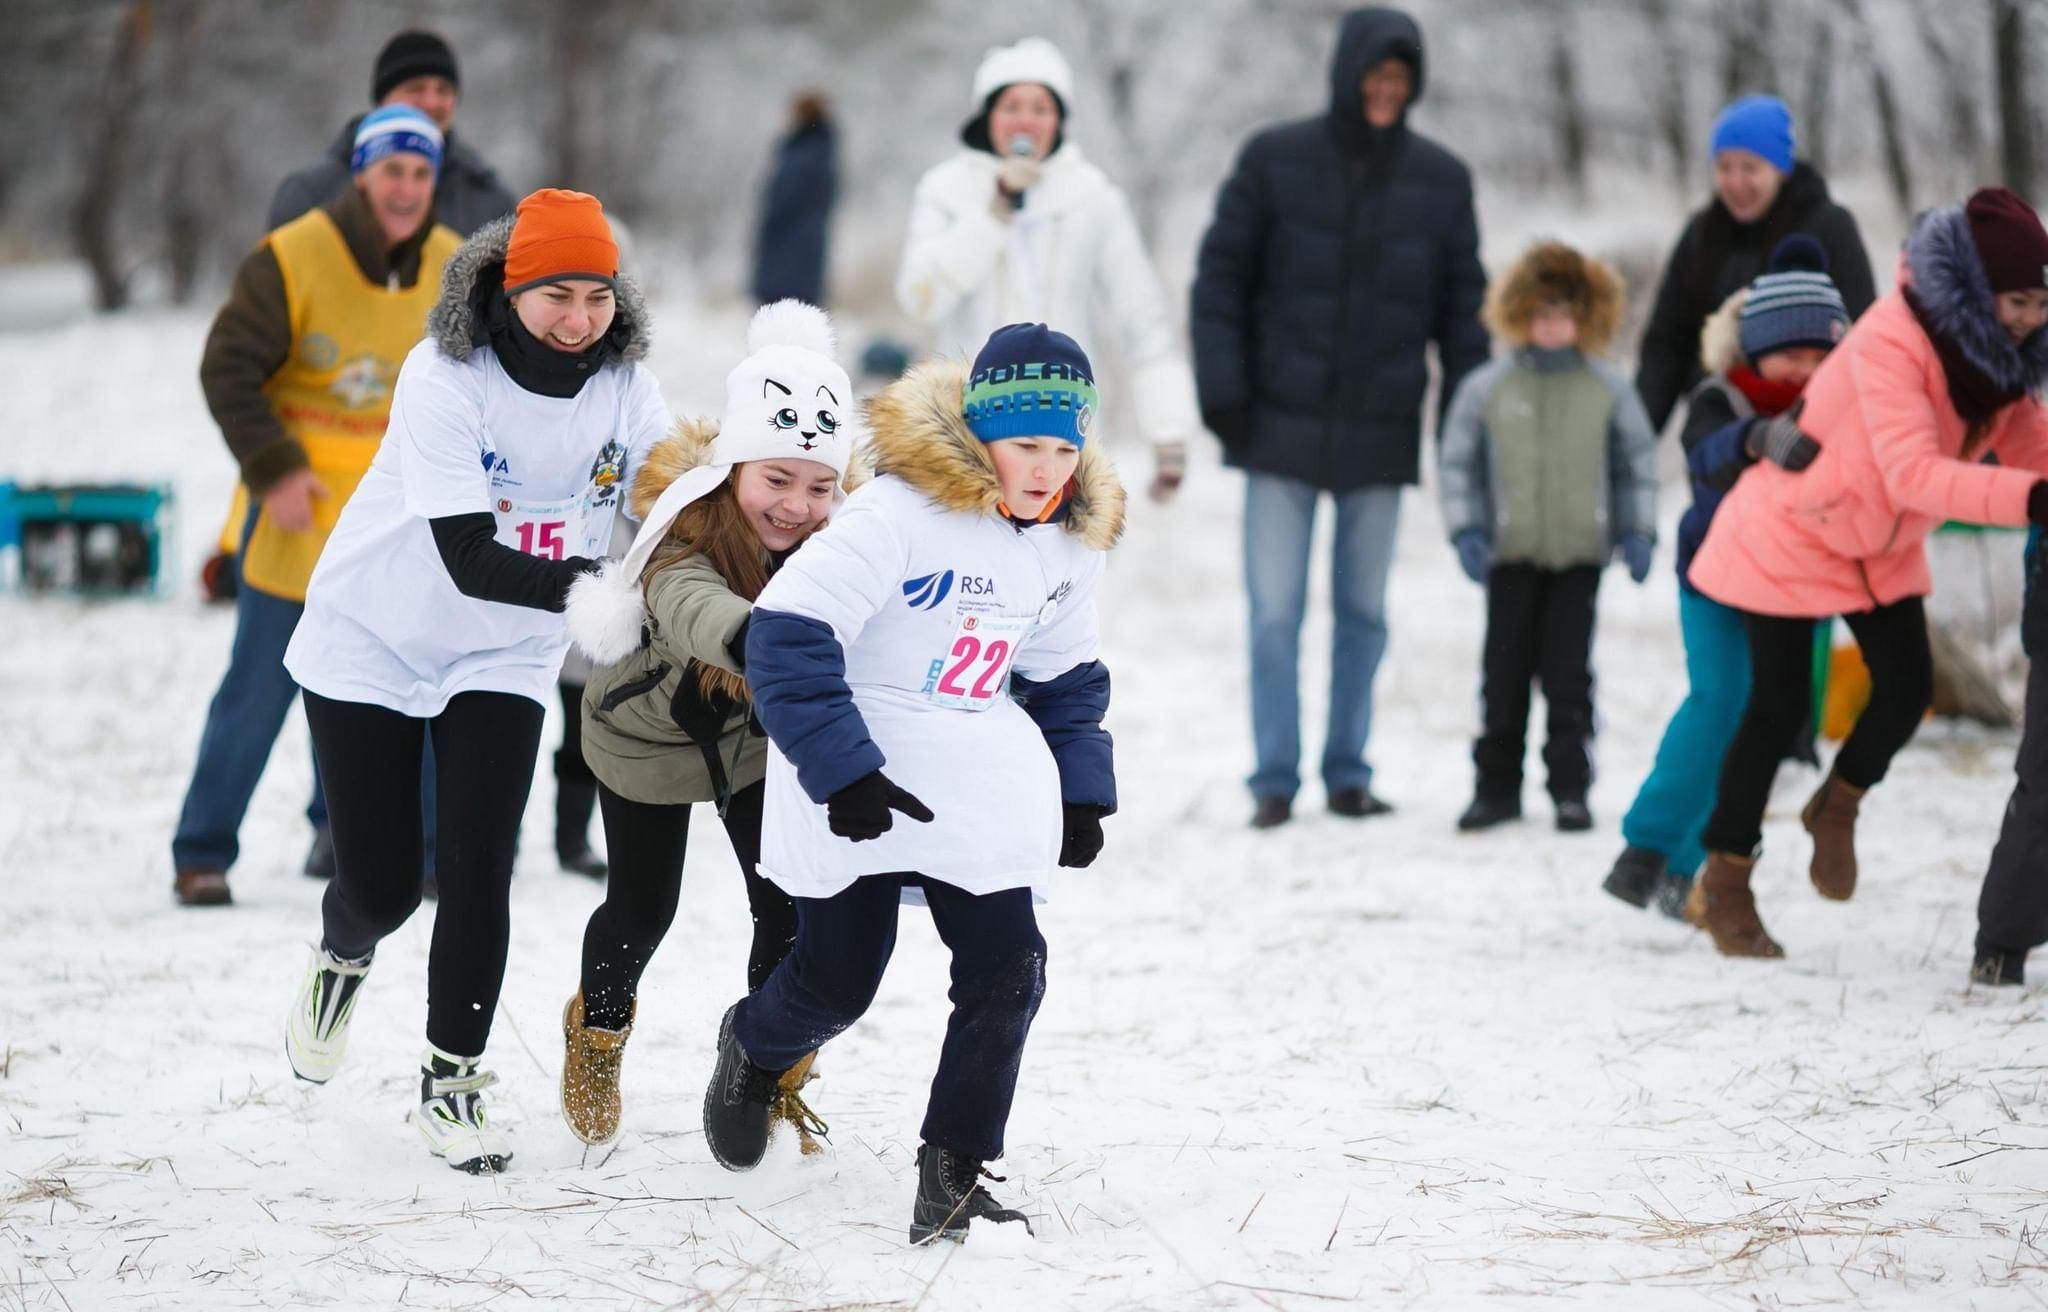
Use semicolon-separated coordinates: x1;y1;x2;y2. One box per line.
4;303;2045;1311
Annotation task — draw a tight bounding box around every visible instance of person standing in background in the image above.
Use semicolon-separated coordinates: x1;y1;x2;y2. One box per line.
1635;94;1874;435
1190;6;1489;829
171;109;461;907
895;37;1199;506
751;92;838;308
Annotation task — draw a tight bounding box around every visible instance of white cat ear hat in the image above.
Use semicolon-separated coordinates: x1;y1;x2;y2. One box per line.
566;299;857;663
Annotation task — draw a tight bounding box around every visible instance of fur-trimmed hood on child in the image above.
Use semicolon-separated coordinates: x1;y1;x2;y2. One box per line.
1482;241;1625;356
863;358;1126;552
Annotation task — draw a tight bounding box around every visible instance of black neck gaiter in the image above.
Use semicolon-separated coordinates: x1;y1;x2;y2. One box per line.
485;290;605;399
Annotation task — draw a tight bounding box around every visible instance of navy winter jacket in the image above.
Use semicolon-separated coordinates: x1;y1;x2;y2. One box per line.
1189;7;1490;492
752;120;838;307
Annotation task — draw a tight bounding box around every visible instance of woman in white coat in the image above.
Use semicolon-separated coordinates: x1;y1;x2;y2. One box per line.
895;36;1199;503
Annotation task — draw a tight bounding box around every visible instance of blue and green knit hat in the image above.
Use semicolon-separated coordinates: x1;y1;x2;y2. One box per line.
962;323;1097;447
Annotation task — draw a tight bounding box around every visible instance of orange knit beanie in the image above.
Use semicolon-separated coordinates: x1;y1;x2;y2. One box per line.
502;189;619;294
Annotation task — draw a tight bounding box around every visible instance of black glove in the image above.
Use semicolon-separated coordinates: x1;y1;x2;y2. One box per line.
669;661;739;743
2028;482;2048;528
1744;401;1820;472
1203;406;1251;451
726;616;751;670
1058;803;1105;868
825;769;935;841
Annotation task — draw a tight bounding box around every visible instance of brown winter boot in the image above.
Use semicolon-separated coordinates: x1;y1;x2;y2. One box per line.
1684;852;1785;958
560;992;633;1146
1800;772;1866;901
769;1050;829;1156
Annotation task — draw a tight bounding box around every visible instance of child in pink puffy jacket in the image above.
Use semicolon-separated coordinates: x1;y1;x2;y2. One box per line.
1686;187;2048;959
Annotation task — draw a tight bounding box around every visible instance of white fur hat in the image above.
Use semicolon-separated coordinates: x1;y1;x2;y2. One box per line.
565;300;854;665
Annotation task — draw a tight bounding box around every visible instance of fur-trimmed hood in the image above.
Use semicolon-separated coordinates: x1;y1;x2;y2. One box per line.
1903;205;2048;396
424;214;652;364
862;359;1125;552
1483;241;1625;356
1699;287;1747;376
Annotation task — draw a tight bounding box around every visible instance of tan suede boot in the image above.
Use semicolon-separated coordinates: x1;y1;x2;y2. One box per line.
769;1050;829;1156
1800;772;1866;901
560;992;633;1146
1684;852;1785;958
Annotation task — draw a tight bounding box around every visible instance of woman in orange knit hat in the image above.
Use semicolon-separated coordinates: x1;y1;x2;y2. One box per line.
280;189;675;1174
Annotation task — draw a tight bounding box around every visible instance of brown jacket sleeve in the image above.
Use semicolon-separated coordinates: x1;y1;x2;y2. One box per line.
198;241;306;494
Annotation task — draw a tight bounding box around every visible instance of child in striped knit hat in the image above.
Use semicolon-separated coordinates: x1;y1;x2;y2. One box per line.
1604;234;1850;920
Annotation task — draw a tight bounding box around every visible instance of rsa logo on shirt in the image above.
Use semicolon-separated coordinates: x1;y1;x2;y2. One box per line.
902;571;996;611
479;448;523;491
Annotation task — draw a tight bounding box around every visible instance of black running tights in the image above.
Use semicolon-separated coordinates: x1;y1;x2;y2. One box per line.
578;780;794;1031
307;689;543;1057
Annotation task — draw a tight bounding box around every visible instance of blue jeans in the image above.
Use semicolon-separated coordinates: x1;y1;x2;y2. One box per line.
1244;473;1400;801
1620;583;1750;878
171;567;327;871
735;876;1046;1162
171;510;434;873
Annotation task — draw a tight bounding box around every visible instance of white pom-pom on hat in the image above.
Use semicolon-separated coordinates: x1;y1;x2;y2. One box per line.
748;299;837;360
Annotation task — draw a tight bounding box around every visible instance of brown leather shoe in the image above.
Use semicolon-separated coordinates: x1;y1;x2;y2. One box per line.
173;868;231;907
1684;852;1784;958
560;992;632;1146
1800;772;1866;901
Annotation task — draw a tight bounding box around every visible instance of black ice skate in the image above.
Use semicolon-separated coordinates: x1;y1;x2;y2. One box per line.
701;1002;783;1171
909;1144;1034;1245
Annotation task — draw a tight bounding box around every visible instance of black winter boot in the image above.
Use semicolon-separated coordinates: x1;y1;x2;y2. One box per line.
1601;844;1665;908
1554;797;1594;833
1653;870;1695;922
556;778;606;879
1457;792;1521;832
1250;795;1291;829
1972;937;2027;988
701;1003;784;1172
909;1143;1034;1245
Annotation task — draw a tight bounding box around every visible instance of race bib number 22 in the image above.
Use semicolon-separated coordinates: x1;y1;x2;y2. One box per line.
927;611;1033;710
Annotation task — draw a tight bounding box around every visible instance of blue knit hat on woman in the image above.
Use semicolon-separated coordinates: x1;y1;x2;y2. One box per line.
1710;95;1795;174
962;323;1098;447
1739;235;1849;360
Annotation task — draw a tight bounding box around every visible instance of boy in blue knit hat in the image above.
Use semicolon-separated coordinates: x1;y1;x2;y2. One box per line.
699;323;1125;1245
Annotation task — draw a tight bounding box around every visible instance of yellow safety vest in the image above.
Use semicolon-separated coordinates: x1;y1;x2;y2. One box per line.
238;210;459;601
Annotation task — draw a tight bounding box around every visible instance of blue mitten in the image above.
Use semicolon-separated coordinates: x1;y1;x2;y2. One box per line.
1453;530;1491;584
1620;533;1654;584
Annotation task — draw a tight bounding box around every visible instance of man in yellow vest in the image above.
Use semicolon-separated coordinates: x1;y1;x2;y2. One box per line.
171;106;460;907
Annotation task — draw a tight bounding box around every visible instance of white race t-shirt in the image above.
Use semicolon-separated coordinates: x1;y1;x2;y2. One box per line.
753;474;1106;899
285;338;671;717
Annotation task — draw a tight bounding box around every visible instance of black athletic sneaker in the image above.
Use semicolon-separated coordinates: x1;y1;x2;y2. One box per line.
909;1143;1034;1245
1972;937;2027;988
702;1002;783;1171
1456;793;1521;832
1602;844;1664;907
